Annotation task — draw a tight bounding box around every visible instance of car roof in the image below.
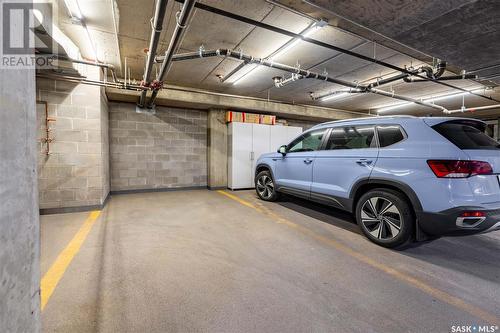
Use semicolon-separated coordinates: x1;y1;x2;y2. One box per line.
310;116;485;130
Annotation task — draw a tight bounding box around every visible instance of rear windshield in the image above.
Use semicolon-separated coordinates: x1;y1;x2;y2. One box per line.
432;121;500;150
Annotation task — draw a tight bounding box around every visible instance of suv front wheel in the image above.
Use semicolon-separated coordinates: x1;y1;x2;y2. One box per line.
355;189;414;248
255;170;280;201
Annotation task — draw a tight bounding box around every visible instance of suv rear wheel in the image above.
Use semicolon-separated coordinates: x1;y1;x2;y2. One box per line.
355;189;414;248
255;170;280;201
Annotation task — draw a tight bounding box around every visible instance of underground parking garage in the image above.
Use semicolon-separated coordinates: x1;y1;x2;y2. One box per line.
1;0;500;332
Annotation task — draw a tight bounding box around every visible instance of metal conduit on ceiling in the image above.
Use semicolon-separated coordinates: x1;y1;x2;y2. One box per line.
169;0;498;104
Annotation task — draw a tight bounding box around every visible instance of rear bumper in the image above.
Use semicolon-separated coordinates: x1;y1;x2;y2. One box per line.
418;207;500;236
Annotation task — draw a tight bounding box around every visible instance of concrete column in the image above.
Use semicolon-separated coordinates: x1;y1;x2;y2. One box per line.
207;109;228;189
0;15;40;333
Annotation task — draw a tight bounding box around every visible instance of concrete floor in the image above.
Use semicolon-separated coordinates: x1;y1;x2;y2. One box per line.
41;190;500;332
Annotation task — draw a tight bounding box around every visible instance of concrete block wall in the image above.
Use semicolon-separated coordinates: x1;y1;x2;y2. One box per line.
109;102;207;191
36;66;109;210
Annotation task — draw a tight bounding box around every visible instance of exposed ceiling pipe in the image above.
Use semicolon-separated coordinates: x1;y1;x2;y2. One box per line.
352;62;476;93
229;50;447;112
369;88;448;113
146;0;197;109
367;73;411;89
432;60;446;79
312;67;414;101
444;104;500;114
156;49;220;62
368;61;447;88
316;70;416;101
174;0;499;103
310;88;364;101
44;54;119;83
222;50;367;90
313;69;413;101
158;48;448;112
137;0;170;108
156;51;250;83
36;72;147;90
274;73;303;88
405;73;478;82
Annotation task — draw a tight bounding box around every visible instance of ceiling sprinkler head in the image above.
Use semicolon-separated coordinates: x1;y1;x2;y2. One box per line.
272;76;283;84
215;74;224;82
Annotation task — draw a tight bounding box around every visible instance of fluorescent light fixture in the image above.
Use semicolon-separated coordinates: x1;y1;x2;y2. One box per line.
51;24;81;59
423;91;468;103
377;102;413;113
228;22;322;85
63;0;98;61
321;92;349;102
269;24;320;61
226;64;258;85
84;26;97;61
376;88;485;114
63;0;82;19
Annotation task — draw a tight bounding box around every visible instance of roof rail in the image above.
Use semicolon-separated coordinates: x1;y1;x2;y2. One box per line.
312;115;417;128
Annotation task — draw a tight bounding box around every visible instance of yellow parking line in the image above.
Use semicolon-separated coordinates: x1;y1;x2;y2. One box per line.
217;190;263;211
40;210;101;311
216;190;500;324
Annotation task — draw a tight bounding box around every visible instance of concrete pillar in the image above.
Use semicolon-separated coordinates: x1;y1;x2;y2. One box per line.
0;9;40;333
207;109;228;189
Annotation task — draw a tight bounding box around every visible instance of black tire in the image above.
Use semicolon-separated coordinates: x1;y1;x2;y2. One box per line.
255;170;280;201
355;189;414;248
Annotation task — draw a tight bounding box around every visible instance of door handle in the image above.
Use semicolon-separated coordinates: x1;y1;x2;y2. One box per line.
303;158;313;164
356;159;373;165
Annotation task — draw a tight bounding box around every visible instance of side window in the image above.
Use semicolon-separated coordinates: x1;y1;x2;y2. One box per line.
377;125;405;147
432;121;499;150
287;129;327;153
325;126;376;150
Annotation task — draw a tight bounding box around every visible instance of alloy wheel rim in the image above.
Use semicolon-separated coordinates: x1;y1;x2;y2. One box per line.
361;197;402;240
256;175;274;199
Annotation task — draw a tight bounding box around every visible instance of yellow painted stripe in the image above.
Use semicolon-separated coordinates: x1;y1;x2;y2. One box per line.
217;190;261;210
217;190;500;324
40;210;101;311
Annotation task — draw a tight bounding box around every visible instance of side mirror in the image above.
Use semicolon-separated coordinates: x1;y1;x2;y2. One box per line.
278;145;287;155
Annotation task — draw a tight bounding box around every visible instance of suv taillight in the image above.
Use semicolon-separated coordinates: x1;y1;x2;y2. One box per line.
427;160;493;178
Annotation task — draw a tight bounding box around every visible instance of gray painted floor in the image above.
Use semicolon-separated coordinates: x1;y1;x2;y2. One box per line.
41;190;500;333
